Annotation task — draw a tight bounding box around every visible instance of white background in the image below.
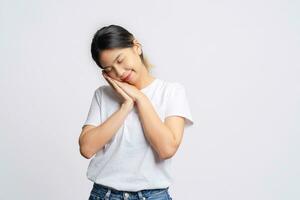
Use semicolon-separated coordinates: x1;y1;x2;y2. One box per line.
1;0;299;199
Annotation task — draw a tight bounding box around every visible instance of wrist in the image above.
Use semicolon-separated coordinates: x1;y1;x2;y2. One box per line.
121;101;133;112
135;93;147;106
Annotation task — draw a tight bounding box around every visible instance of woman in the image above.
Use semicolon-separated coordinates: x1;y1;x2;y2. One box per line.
79;24;194;200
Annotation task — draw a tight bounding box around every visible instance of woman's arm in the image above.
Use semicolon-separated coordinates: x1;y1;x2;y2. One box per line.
79;72;135;159
136;94;185;160
79;101;133;159
105;76;186;160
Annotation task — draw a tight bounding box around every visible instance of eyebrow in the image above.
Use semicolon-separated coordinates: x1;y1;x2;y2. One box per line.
103;53;122;69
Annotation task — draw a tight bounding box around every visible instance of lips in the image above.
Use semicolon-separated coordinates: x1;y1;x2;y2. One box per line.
121;70;132;81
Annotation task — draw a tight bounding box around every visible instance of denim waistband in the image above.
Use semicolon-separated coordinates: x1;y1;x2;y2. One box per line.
91;182;169;199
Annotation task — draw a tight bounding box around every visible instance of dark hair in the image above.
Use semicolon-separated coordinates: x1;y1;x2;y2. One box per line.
91;24;152;70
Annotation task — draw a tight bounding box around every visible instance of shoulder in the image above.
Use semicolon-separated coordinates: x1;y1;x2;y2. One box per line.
94;85;121;103
94;85;110;94
93;85;111;99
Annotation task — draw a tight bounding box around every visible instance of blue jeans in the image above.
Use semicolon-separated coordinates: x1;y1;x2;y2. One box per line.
88;183;173;200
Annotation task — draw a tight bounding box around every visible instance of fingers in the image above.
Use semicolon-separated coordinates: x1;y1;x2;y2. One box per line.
103;73;117;89
104;75;117;90
102;72;132;101
112;81;132;101
102;72;118;89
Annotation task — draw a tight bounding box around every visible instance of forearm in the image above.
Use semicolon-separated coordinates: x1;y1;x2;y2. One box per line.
80;103;132;158
136;94;176;159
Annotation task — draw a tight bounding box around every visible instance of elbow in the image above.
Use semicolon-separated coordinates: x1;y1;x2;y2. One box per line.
78;137;94;159
158;146;177;160
158;138;181;160
159;151;175;160
159;152;174;160
79;146;94;159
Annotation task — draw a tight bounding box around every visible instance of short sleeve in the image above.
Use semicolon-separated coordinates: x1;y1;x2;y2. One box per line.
165;83;194;128
82;89;101;128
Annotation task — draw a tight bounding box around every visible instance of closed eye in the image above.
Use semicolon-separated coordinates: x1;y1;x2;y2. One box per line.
103;58;123;72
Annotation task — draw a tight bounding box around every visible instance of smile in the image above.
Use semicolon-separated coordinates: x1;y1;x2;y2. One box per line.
122;70;132;81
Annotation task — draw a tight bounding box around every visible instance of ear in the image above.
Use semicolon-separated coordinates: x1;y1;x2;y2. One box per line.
133;38;142;55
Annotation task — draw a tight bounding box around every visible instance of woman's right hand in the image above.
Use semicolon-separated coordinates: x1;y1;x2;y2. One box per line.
102;71;134;110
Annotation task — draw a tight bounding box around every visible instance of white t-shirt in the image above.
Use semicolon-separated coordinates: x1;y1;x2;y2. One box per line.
82;78;194;191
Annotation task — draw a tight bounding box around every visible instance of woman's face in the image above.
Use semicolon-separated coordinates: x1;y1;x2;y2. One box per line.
99;40;146;85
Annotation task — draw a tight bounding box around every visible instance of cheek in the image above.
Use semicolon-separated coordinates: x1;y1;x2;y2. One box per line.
109;73;117;78
125;58;138;70
105;71;116;79
103;70;112;76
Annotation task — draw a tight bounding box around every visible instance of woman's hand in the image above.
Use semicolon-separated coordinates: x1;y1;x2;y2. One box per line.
104;75;144;103
102;72;134;110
